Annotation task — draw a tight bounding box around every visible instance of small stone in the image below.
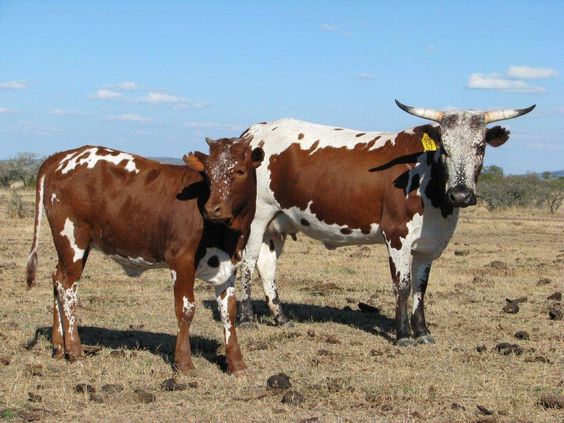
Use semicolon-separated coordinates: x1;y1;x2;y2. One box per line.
454;250;469;256
524;356;551;363
281;390;304;406
358;302;380;313
536;277;552;286
514;331;530;340
101;384;124;394
135;389;156;404
537;393;564;409
476;405;494;415
476;345;487;353
74;384;96;394
160;378;187;392
547;292;562;301
267;373;291;390
0;355;10;366
450;402;466;410
325;335;340;344
502;301;519;314
494;343;523;355
90;393;104;403
83;345;102;356
548;308;562;320
27;392;42;403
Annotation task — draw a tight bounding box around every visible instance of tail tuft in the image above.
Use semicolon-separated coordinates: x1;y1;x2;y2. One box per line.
26;250;38;289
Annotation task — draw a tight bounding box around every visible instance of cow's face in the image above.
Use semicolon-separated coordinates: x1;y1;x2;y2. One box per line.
184;137;264;223
396;100;534;208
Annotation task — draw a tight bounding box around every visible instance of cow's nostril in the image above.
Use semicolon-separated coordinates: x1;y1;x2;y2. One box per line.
214;206;222;215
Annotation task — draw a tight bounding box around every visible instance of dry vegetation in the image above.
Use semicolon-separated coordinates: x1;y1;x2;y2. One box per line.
0;189;562;422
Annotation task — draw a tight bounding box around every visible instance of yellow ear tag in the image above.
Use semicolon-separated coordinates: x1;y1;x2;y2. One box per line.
421;133;438;152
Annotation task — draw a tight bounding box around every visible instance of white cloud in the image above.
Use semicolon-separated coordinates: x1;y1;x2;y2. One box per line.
357;72;375;80
108;114;152;123
112;81;140;90
0;81;28;90
49;108;81;115
507;66;558;79
183;121;243;131
467;73;545;93
320;23;351;36
138;91;186;105
89;88;123;99
0;107;18;113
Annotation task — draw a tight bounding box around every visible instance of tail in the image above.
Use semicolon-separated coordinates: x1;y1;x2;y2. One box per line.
26;175;45;289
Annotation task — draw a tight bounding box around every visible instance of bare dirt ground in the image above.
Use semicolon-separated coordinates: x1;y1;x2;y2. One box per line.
0;189;562;422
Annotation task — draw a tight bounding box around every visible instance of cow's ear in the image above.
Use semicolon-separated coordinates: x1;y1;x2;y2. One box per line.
486;126;510;147
251;147;264;168
183;151;207;172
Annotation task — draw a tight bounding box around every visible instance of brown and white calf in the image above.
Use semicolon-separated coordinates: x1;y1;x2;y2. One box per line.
26;138;264;376
238;100;534;346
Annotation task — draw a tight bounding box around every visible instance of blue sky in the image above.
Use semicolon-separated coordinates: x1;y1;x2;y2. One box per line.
1;0;562;173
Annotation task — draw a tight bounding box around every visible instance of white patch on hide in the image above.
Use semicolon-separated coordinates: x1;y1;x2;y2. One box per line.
60;218;84;262
217;286;235;344
57;147;139;174
55;281;78;340
196;248;238;286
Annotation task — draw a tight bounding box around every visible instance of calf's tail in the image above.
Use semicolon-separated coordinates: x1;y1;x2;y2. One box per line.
26;174;45;289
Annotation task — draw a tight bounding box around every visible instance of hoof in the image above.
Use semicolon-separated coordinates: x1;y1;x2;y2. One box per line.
173;361;196;374
416;334;435;345
395;337;416;347
66;352;85;363
231;368;247;379
52;347;65;359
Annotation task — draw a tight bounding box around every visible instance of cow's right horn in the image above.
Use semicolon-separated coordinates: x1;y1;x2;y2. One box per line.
395;99;444;123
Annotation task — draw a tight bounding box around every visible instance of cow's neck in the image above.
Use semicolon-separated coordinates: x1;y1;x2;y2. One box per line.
425;151;455;218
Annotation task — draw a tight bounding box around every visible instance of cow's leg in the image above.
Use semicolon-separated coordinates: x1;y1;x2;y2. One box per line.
216;277;247;377
53;260;85;361
51;218;90;361
238;214;273;327
411;255;434;344
386;244;415;347
256;234;290;327
171;265;196;373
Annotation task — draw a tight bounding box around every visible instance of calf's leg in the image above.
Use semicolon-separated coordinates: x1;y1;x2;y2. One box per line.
216;277;247;377
256;234;290;327
171;265;197;373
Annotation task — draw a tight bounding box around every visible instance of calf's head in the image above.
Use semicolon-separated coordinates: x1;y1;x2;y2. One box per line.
395;100;534;207
184;137;264;223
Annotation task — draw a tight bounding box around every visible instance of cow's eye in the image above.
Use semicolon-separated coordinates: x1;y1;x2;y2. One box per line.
477;144;486;153
235;169;246;176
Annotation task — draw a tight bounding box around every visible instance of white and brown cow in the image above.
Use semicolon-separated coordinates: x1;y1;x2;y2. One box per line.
238;100;534;346
26;138;264;376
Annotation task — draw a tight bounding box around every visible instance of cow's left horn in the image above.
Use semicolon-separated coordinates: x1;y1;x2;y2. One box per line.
205;137;215;146
483;105;536;124
395;100;444;123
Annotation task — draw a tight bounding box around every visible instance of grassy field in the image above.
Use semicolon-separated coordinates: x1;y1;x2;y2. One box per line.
0;188;562;422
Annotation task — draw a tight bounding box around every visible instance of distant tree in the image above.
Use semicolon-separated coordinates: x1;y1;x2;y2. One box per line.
543;177;564;214
0;153;42;187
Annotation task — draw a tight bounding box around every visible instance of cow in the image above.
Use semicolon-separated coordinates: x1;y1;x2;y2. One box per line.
25;138;264;376
237;100;534;346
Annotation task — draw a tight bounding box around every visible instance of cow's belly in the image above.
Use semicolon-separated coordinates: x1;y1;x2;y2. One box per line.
273;206;385;248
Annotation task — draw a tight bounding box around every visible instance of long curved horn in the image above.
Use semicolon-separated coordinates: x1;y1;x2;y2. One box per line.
395;99;444;123
205;137;215;146
483;105;535;124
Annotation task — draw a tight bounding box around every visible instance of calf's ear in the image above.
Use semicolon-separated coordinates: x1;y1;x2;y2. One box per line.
183;151;208;172
486;126;510;147
251;147;265;168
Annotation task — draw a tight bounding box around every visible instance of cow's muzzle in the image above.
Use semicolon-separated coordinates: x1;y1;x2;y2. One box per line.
446;185;477;208
204;202;234;224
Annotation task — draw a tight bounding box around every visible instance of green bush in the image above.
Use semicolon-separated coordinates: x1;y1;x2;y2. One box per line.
6;189;28;218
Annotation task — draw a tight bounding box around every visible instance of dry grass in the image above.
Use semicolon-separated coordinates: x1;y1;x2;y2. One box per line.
0;188;562;422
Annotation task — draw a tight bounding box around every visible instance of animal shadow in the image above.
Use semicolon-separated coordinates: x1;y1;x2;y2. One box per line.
26;326;228;372
203;299;396;342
